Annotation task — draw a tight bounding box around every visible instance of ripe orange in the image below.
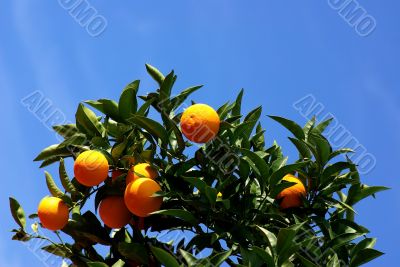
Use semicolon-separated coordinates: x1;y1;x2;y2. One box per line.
74;150;109;187
276;174;306;209
99;196;131;228
126;163;158;185
124;178;163;217
37;197;69;231
180;104;220;143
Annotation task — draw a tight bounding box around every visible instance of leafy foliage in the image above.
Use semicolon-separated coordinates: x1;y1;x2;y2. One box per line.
10;65;388;266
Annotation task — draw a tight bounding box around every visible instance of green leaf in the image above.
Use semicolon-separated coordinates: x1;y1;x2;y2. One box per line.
289;137;311;159
309;133;332;165
210;249;232;266
9;197;26;229
111;138;128;161
85;99;120;121
240;148;270;189
45;171;64;198
34;144;71;162
295;253;319;267
241;106;262;137
232;88;244;117
326;253;339;267
350;248;384;267
326;233;365;250
76;103;105;137
118;242;149;264
87;263;108;267
312;117;333;134
128;115;169;145
241;246;275;267
170;85;203;111
179;249;198;266
41;244;72;258
59;159;77;194
150;246;180;267
346;184;390;206
256;225;277;251
137;98;156;116
276;223;305;265
269;161;309;186
320;162;352;187
329;148;354;161
159;71;175;109
303;116;316;141
351;238;376;258
269;116;305;140
111;259;125;267
53;124;78;139
119;80;139;120
145;64;165;86
151;209;198;225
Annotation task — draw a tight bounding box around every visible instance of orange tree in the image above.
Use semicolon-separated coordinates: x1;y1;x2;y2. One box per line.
10;65;388;266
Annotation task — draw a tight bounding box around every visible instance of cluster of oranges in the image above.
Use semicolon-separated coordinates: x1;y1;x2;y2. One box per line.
37;104;306;231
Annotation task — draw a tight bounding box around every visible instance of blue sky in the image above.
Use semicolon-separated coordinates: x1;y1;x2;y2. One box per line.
1;1;399;266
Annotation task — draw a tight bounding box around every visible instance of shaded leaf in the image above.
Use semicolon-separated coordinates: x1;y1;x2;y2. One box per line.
9;197;26;229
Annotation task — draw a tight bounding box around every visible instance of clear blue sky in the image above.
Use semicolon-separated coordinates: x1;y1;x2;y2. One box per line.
1;1;399;266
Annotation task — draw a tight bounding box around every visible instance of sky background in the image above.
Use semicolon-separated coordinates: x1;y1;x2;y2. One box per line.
0;1;399;266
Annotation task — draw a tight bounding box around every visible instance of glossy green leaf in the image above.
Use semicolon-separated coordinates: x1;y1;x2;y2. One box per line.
76;103;105;137
179;249;198;266
85;99;120;121
145;63;165;86
119;80;139;120
210;249;232;266
350;248;384;267
128;115;169;145
346;184;390;206
232;88;244;117
269;116;305;140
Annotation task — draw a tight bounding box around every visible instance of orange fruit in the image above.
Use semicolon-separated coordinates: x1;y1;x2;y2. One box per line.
74;150;109;187
124;178;163;217
99;196;131;228
276;174;306;209
37;197;69;231
126;163;158;185
180;104;220;143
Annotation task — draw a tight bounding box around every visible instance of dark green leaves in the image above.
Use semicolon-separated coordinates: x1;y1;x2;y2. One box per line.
346;184;389;206
9;197;26;229
350;248;384;267
151;209;198;225
269;116;305;140
85;99;120;121
119;80;139;120
128;115;169;145
76;103;105;137
276;223;305;265
150;246;180;267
